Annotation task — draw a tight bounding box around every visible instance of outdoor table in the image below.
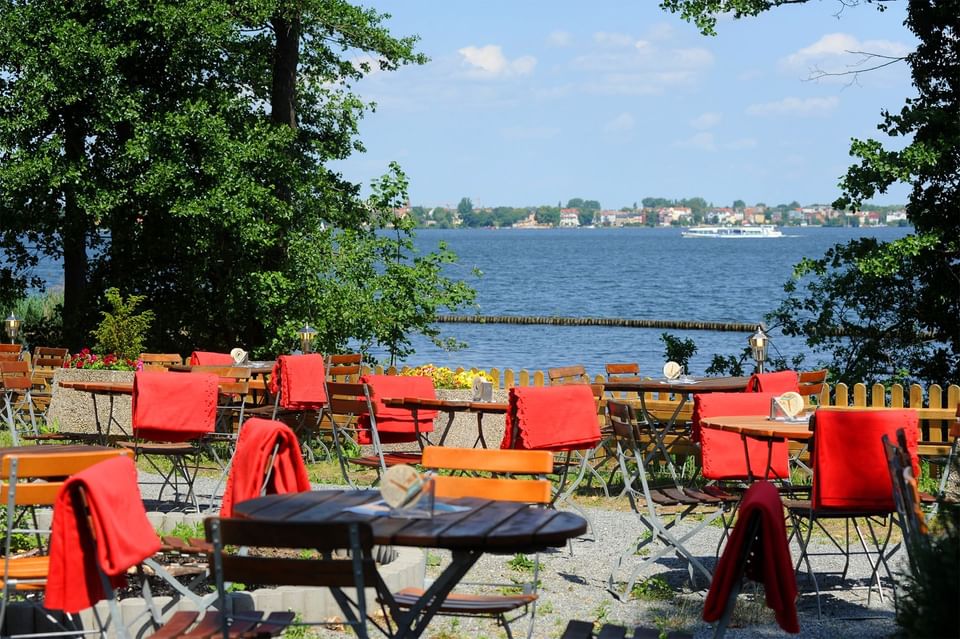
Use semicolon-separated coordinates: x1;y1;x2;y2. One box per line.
234;489;586;638
382;397;509;448
57;380;134;442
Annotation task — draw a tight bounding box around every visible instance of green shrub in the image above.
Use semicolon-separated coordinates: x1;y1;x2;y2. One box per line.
12;291;63;347
91;288;154;360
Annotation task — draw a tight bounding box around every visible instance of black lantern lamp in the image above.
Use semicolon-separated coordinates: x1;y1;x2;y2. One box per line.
748;324;768;374
297;324;317;354
4;313;20;345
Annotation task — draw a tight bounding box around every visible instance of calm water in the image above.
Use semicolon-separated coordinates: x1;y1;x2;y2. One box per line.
31;226;911;377
369;226;911;376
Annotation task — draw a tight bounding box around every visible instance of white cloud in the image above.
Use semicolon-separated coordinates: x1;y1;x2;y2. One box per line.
746;96;839;117
547;30;572;47
690;112;721;129
604;113;635;133
675;132;717;152
594;32;635;48
782;33;911;68
458;45;537;77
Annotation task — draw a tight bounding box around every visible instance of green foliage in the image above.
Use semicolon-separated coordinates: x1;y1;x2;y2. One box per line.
630;576;674;601
164;521;205;543
506;553;536;572
895;507;960;638
660;332;697;372
91;288;154;360
660;0;888;36
11;291;64;348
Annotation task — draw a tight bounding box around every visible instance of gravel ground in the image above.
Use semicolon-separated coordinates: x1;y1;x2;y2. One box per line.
138;470;905;639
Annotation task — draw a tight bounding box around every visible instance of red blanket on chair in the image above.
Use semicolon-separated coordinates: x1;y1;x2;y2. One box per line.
268;354;327;410
220;418;311;517
189;351;235;366
132;370;218;442
358;375;438;445
501;385;601;451
704;481;799;633
46;456;161;613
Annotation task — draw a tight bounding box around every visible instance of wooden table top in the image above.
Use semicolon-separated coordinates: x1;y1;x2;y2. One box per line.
603;376;750;394
700;414;814;441
167;363;274;375
383;397;509;414
233;489;586;552
58;380;134;394
0;444;122;457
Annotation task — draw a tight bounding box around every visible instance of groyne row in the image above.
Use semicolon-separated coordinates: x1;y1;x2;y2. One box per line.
434;314;759;332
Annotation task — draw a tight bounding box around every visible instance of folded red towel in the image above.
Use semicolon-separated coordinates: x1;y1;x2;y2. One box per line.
358;375;438;445
501;385;601;451
132;370;218;442
267;354;327;410
704;481;799;633
220;417;311;517
46;456;161;613
189;351;235;366
745;371;799;393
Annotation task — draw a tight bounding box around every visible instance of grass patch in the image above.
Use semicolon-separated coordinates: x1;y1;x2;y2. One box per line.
630;576;674;601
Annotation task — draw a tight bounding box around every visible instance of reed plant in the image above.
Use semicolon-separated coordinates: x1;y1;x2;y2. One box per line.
11;290;63;347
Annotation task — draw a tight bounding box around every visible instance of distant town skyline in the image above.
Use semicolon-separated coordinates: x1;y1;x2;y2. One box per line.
334;1;916;209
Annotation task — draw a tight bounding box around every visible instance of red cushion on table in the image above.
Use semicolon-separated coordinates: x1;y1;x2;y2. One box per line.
132;370;217;441
358;374;438;445
693;392;790;480
268;354;327;410
189;351;235;366
220;418;311;517
704;481;799;634
501;385;601;451
46;456;161;613
812;408;919;512
744;371;799;393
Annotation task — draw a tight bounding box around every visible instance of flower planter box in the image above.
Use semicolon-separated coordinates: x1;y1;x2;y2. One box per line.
48;369;135;436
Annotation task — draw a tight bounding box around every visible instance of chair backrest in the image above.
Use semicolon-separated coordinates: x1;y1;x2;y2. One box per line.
812;408;919;512
189;351;234;366
882;429;928;574
139;353;183;370
604;362;640;380
132;370;218;441
0;352;22;363
692;392;789;481
326;353;363;381
744;371;799;393
421;446;553;503
548;365;591;385
797;369;827;402
504;384;601;451
0;360;32;390
270;354;327;410
32;347;68;369
1;448;132;507
0;344;21;355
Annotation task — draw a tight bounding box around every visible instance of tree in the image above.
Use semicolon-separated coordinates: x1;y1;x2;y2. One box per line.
732;199;746;210
664;0;960;385
0;1;475;361
457;197;474;217
566;198;585;209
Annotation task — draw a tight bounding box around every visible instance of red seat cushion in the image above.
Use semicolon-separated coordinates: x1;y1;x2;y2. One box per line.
693;392;789;481
744;371;799;393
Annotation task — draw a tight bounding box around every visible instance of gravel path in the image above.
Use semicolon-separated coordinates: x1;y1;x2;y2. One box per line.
140;473;903;639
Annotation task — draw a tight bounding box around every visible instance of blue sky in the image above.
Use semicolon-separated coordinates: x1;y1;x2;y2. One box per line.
334;1;916;210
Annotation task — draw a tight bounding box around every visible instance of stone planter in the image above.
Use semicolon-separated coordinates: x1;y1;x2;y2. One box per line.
48;369;135;436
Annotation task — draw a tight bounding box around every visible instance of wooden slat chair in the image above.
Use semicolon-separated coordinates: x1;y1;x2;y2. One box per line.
314;353;364;459
882;428;930;576
391;446;553;639
798;369;828;406
0;345;22;363
326;380;423;487
547;365;591;386
0;361;39;445
0;448;133;637
139;353;183;370
606;400;731;597
27;348;67;422
202;517;397;639
604;362;641;381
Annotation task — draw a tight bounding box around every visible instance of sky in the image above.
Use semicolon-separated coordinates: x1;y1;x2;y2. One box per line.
333;1;917;210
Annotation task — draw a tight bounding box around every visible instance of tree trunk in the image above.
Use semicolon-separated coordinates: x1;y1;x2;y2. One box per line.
61;110;89;351
271;13;300;133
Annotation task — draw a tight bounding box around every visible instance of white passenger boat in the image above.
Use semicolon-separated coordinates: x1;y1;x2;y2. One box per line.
681;224;783;238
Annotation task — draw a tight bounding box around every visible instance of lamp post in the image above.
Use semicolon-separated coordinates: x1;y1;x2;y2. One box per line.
4;313;21;345
297;324;317;354
748;324;768;374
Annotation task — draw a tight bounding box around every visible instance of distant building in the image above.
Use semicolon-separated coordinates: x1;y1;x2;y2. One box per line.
559;210;580;227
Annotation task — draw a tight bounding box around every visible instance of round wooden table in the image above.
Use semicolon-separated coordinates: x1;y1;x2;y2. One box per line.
699;414;814;442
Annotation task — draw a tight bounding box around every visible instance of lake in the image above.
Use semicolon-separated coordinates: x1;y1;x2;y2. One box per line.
367;226;911;377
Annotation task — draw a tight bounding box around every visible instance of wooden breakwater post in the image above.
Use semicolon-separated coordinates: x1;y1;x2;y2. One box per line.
434;315;759;332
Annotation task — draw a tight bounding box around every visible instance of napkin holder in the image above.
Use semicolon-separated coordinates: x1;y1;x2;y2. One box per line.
389;475;436;519
769;394;808;423
472;377;493;402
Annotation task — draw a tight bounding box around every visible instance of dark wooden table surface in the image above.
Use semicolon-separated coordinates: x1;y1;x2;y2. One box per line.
602;376;750;394
700;414;814;442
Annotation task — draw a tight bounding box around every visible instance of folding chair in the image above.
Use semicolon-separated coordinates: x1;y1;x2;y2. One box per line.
119;370;218;511
702;481;799;638
0;360;39;445
0;448;133;638
882;428;930;577
315;353;364;458
391;446;553;639
797;369;828;406
501;384;602;535
743;370;799;394
27;348;67;419
248;354;327;460
188;351;234;366
604;362;640;381
219;417;310;517
547;365;591;385
326;377;434;486
606;400;729;597
205;516;397;639
0;345;22;362
934;404;960;504
787;408;920;616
